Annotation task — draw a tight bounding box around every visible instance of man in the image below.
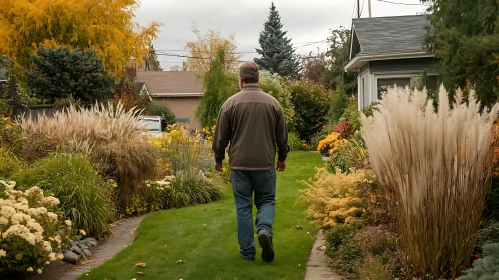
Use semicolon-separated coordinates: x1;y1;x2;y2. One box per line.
212;61;289;262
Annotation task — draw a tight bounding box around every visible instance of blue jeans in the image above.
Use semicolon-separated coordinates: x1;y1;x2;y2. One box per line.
231;169;276;258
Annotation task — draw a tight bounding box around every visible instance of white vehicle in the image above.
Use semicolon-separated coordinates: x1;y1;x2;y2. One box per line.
139;116;167;135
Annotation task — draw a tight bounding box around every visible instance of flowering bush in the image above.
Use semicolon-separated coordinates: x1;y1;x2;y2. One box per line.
317;132;348;156
333;120;353;137
300;168;373;228
0;180;70;274
152;124;213;176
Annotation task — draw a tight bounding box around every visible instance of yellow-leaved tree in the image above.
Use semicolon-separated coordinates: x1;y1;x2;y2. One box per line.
183;25;241;71
0;0;161;77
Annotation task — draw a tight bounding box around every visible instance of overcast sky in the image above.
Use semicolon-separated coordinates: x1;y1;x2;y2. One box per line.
134;0;429;70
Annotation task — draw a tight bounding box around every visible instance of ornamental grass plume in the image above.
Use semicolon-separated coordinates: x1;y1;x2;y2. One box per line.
361;86;499;278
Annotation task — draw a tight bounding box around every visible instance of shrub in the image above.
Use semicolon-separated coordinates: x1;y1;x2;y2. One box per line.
329;89;349;124
355;255;393;280
259;71;295;128
17;102;157;209
284;79;333;142
459;243;499;279
0;180;70;275
0;147;23;178
148;101;176;124
325;225;400;278
340;100;362;131
362;87;499;278
328;135;370;174
288;131;309;151
11;153;115;238
477;220;499;251
300;168;372;228
112;77;151;112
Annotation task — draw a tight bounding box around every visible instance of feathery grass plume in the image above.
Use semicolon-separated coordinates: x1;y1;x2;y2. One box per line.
17;102;157;209
361;86;499;278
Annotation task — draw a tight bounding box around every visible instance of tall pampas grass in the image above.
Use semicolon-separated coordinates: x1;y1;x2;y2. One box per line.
361;86;498;278
17;102;157;209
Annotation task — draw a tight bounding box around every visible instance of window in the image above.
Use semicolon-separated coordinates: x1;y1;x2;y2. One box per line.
377;77;411;99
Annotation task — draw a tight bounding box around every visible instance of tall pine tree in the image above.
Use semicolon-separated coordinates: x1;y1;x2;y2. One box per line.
255;2;300;77
145;45;163;71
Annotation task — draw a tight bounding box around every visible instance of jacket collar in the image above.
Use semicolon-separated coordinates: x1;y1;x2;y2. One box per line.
241;85;261;91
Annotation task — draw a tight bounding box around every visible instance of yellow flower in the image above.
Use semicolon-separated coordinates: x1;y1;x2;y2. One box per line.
0;249;6;257
79;229;86;236
27;267;33;272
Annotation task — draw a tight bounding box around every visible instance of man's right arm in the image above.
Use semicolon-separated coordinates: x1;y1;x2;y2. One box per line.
212;106;230;164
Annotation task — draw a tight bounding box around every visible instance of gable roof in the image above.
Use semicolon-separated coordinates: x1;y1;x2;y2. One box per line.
351;14;429;57
346;14;433;71
136;71;205;97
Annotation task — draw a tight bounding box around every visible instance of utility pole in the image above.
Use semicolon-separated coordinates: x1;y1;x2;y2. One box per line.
368;0;372;17
357;0;361;18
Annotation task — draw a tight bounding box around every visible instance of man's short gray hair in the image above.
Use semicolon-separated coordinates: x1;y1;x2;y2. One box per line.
239;61;259;83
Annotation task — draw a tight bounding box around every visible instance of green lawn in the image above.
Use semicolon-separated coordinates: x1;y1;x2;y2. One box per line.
80;151;323;280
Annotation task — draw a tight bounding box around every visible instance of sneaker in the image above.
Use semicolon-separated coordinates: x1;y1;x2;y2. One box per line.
241;255;255;261
258;230;274;262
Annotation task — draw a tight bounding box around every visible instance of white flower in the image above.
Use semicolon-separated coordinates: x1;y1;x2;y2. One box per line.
79;229;86;236
47;212;58;222
27;267;33;272
43;241;52;252
37;269;42;274
1;206;16;219
10;213;25;225
0;217;8;225
65;220;72;227
24;186;44;200
42;196;60;207
27;220;44;234
48;252;56;261
57;253;64;260
0;249;6;257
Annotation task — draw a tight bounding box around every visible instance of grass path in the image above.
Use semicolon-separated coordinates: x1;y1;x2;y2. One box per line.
80;152;323;280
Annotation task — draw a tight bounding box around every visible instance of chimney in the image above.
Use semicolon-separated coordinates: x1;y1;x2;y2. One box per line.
125;67;137;80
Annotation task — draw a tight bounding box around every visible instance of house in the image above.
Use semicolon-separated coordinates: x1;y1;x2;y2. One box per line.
136;71;204;129
344;15;438;110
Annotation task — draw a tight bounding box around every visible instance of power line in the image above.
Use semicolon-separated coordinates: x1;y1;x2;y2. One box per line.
375;0;430;6
360;0;366;17
154;39;329;55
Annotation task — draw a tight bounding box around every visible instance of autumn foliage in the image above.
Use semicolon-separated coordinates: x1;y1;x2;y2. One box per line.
0;0;160;76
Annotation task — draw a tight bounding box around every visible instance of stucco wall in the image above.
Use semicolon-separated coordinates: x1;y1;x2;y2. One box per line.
153;97;202;130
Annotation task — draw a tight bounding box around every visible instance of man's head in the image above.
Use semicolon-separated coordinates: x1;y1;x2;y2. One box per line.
239;61;259;87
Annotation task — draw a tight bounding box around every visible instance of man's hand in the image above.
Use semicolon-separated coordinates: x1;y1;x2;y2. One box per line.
276;161;286;172
214;162;225;172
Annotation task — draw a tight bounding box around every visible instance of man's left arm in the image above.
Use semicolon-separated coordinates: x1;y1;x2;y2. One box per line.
275;107;289;171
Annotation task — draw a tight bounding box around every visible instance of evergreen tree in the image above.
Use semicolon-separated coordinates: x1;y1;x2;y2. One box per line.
421;0;499;108
255;2;300;77
26;46;115;103
144;45;163;71
196;48;239;128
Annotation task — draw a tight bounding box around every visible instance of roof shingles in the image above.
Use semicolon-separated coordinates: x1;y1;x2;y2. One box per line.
136;71;204;96
353;15;429;54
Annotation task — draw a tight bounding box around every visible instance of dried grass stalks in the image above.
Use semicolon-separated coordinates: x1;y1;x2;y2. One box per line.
18;102;157;209
361;86;499;278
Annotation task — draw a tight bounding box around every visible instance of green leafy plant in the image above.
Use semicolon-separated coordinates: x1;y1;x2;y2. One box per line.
284;79;333;142
11;153;115;238
259;71;295;127
148;101;176;124
459;243;499;279
0;146;23;178
287;131;309;151
0;180;71;275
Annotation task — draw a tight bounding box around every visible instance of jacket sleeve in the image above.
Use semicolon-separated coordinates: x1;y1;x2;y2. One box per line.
212;106;231;164
276;106;289;162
